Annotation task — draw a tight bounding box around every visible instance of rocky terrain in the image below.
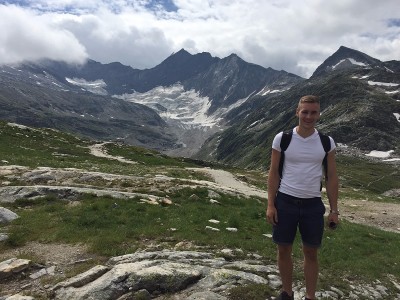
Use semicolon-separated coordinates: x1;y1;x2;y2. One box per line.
0;144;399;299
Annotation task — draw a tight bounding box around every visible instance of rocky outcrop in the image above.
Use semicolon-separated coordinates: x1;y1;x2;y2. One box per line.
0;185;162;204
49;250;274;300
1;250;399;299
0;165;259;205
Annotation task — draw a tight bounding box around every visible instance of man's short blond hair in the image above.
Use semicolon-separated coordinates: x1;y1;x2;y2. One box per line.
298;95;320;106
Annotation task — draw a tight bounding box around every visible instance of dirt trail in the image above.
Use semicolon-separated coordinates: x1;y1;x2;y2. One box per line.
339;199;400;233
188;168;268;199
89;143;137;164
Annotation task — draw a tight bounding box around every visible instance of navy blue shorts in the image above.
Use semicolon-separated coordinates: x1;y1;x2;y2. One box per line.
273;192;326;248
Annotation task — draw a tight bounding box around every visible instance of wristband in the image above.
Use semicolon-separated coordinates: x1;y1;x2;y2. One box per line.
330;210;340;215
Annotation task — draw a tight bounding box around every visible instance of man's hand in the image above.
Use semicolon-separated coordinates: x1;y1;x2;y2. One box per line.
327;211;339;229
266;206;278;225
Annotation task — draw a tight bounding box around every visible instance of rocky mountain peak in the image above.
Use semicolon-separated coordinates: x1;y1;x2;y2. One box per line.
160;48;192;65
159;49;215;68
311;45;383;78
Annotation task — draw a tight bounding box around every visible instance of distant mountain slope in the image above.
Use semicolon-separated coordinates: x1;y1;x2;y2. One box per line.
195;46;400;168
183;54;302;113
0;66;177;150
0;50;303;156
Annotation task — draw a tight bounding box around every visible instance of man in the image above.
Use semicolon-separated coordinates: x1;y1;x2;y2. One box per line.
266;95;339;300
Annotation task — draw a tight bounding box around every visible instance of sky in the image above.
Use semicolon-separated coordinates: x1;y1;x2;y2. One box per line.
0;0;399;78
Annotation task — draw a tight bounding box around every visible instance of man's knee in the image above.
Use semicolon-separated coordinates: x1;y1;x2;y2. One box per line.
303;245;318;261
278;245;293;259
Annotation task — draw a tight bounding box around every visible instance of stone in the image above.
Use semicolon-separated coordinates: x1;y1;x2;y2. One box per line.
0;258;32;279
225;227;237;232
0;207;19;224
51;265;110;291
29;266;56;279
209;199;221;205
267;274;282;289
0;233;9;241
207;190;221;199
205;226;219;231
208;219;220;224
160;197;173;205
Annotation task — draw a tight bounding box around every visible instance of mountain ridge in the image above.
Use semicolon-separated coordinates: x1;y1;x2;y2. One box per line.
0;46;399;165
0;49;303;156
312;45;386;78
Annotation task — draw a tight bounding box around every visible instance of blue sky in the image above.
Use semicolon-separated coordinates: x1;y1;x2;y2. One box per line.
0;0;399;78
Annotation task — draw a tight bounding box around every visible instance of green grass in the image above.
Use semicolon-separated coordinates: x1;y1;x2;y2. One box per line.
2;190;270;257
320;220;400;280
336;155;400;196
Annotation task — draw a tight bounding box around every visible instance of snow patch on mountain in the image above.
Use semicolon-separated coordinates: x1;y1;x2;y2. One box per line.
366;150;394;158
348;58;368;67
117;84;222;128
256;88;283;96
115;84;258;157
352;76;399;95
367;81;399;87
365;149;400;162
332;58;368;69
66;77;108;95
385;90;400;95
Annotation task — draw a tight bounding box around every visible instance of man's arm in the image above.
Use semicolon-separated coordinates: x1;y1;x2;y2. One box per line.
266;149;281;225
326;150;339;223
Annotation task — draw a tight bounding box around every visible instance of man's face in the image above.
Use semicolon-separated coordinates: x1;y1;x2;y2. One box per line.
296;102;320;130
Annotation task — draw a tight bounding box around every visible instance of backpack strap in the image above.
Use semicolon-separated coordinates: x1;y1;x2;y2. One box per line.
278;130;293;178
318;132;331;180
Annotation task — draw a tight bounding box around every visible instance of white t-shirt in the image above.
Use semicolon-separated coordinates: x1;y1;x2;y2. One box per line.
272;128;336;198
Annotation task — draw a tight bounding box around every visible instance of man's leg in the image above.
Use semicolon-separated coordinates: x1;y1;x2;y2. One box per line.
303;245;319;299
277;244;293;295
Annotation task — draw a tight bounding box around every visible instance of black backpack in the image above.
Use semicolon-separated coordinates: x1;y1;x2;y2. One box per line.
278;130;331;182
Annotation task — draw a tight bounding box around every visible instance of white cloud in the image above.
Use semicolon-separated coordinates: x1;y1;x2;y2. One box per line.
56;9;174;68
0;4;87;64
0;0;399;77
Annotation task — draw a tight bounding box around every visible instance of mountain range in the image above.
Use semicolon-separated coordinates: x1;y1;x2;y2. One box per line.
0;46;399;168
197;46;400;168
